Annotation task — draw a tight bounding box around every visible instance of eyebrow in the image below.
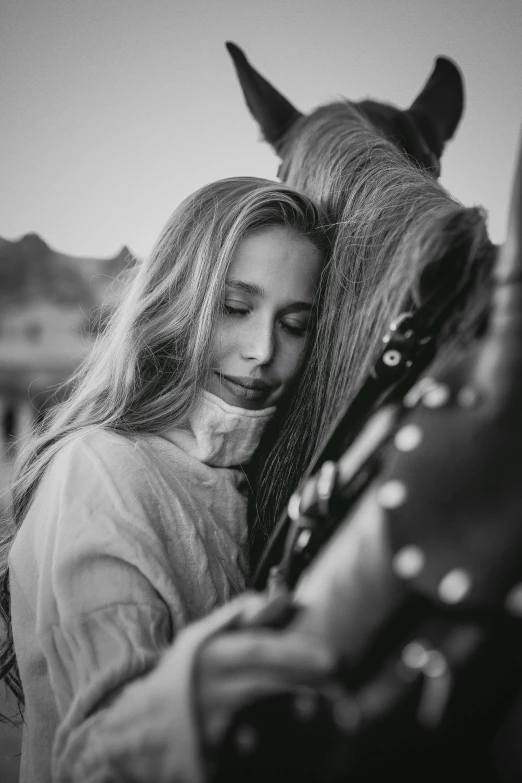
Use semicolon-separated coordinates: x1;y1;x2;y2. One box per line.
226;280;266;297
225;279;313;312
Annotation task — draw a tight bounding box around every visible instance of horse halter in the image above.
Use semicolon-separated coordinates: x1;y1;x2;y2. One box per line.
253;261;478;590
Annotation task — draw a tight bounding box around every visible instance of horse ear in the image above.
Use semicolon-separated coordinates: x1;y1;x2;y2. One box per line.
496;126;522;286
226;42;303;147
408;56;465;158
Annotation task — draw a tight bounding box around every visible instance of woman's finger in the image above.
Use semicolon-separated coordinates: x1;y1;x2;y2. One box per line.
237;587;297;629
198;629;336;679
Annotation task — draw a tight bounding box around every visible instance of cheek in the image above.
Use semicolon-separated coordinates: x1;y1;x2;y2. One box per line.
209;321;237;364
278;336;310;382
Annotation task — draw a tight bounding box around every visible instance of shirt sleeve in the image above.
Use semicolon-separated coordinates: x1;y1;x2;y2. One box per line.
28;433;251;782
45;596;256;783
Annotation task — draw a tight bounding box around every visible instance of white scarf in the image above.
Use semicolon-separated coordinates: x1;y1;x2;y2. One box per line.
162;391;276;468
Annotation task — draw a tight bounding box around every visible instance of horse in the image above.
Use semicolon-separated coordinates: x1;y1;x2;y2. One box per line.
226;41;464;179
227;45;495;548
216;43;522;783
213;125;522;782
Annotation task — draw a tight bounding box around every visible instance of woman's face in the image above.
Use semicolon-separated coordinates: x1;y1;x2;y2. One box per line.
206;225;323;410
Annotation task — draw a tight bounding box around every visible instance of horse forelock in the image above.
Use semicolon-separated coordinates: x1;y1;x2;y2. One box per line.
279;101;416;220
279;103;372;206
278;96;440;189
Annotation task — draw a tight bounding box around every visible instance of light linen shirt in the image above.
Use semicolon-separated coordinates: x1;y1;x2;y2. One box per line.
9;391;274;783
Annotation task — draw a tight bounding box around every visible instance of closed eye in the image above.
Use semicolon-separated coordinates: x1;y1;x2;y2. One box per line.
224;303;249;317
280;319;309;337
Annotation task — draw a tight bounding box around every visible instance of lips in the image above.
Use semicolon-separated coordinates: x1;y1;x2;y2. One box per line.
216;373;276;402
222;375;271;390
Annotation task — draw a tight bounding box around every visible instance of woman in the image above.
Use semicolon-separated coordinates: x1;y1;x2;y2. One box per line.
0;177;333;782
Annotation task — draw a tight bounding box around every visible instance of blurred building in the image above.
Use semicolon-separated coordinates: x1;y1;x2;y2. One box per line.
0;232;136;451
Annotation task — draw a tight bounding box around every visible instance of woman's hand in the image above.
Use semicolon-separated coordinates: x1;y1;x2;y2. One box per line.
195;592;337;751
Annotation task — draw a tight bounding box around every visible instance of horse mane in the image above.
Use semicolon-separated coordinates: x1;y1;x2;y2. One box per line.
277;100;381;204
250;103;495;551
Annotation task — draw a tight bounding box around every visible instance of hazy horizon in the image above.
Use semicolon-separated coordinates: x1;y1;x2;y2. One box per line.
1;0;521;258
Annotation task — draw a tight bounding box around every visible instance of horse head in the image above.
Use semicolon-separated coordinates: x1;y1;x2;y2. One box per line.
226;41;464;178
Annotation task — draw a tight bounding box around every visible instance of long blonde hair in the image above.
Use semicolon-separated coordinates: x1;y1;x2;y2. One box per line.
0;176;329;701
252;102;495;539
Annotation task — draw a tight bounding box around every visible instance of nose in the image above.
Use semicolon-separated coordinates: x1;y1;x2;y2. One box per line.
241;316;276;365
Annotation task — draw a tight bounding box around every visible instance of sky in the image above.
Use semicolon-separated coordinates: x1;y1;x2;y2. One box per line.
1;0;521;258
